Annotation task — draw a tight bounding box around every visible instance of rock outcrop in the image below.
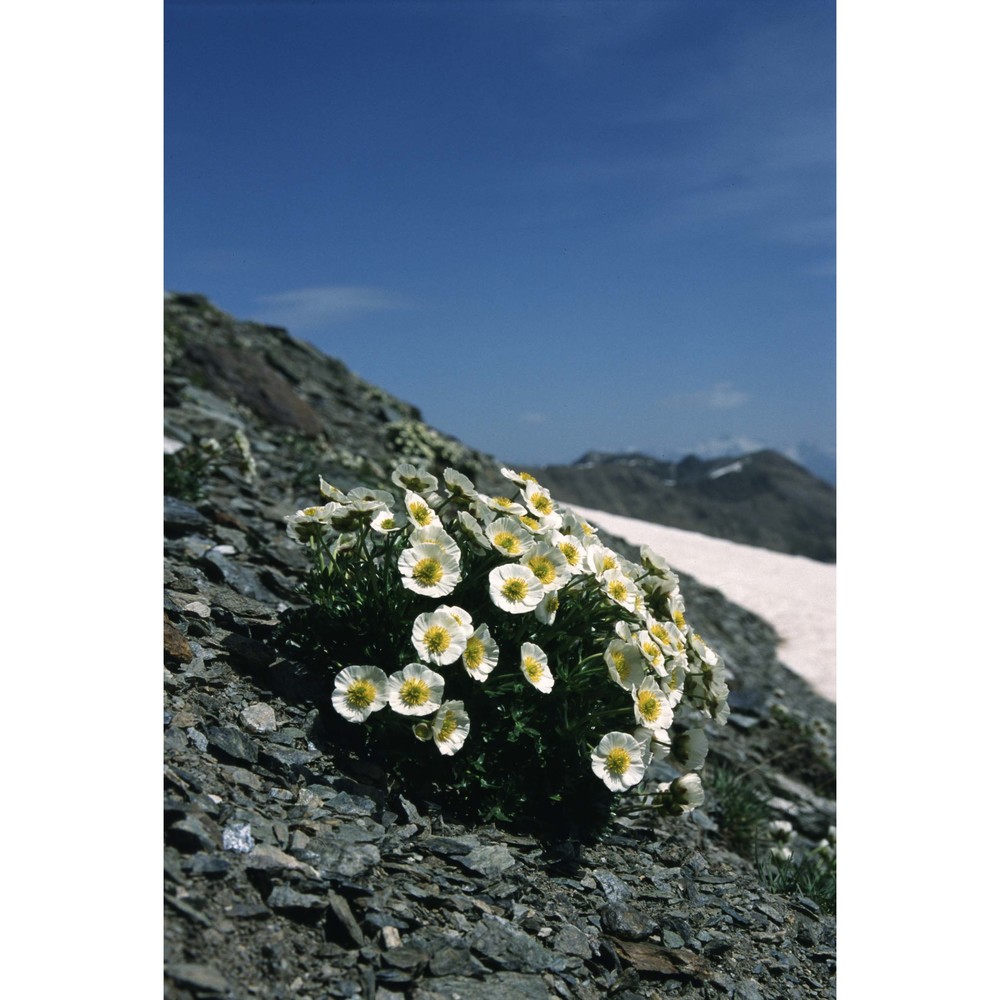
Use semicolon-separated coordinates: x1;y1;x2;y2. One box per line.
164;293;836;999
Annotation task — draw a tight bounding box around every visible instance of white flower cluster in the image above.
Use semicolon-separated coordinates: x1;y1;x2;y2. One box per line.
286;463;728;798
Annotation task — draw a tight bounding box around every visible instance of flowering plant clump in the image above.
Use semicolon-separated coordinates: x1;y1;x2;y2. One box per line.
280;463;729;834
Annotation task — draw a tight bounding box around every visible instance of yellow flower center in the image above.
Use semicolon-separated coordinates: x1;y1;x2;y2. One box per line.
608;580;628;602
378;516;396;530
642;641;661;661
346;679;377;710
637;690;661;722
494;496;513;508
523;656;544;682
650;623;669;644
605;747;632;776
464;635;484;670
527;555;556;585
412;557;444;587
422;625;451;655
559;541;580;566
494;531;521;554
520;515;540;530
611;650;629;682
409;501;433;526
601;555;617;572
673;609;686;629
304;507;320;516
528;492;553;515
437;711;458;741
501;578;528;602
399;678;431;707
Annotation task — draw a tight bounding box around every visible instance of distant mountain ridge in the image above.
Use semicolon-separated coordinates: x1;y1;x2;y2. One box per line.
520;449;836;563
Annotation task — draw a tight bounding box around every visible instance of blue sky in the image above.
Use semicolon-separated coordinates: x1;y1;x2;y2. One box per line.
165;0;835;472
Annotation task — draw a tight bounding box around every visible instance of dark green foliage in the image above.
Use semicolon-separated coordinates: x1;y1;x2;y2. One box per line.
163;439;219;502
704;761;771;856
758;850;836;915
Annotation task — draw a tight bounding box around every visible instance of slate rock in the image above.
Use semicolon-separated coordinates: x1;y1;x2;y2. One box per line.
206;724;259;764
164;497;211;535
600;902;658;942
428;946;488;977
468;913;568;973
164;616;193;663
457;844;517;878
552;923;592;958
414;972;555;1000
165;962;230;994
240;702;277;733
296;832;381;881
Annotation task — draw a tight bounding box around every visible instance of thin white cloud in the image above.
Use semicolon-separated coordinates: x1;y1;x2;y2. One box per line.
662;381;749;411
254;285;413;330
519;411;548;425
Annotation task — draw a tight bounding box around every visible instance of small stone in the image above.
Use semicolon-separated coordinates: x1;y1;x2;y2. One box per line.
552;924;592;958
245;844;320;878
222;822;255;853
183;600;212;617
240;702;277;733
167;815;217;853
600;902;658;942
428;945;486;977
164;617;193;663
186;728;208;752
381;926;402;949
268;884;327;913
327;892;366;948
166;962;229;993
328;791;377;816
458;844;516;878
206;724;259;764
593;868;632;903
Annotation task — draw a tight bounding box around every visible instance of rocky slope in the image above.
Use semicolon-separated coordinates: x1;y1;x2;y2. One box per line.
163;293;836;999
521;452;836;564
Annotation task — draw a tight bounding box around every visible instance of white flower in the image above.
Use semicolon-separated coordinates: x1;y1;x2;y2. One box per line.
500;467;538;487
688;631;719;667
479;493;527;517
640;544;674;577
369;505;402;534
488;564;545;614
392;463;439;494
520;542;571;592
436;604;473;630
318;477;348;502
604;639;645;690
646;617;685;655
665;773;705;813
409;524;461;561
442;468;478;500
404;490;440;529
485;517;532;557
660;659;687;708
586;544;622;578
520;484;556;519
591;732;647;792
398;544;461;597
455;510;492;551
285;503;337;541
668;727;708;771
346;486;395;510
331;665;389;723
548;531;586;574
534;591;560;625
632;676;674;732
770;845;793;862
387;663;445;716
768;819;795;844
634;630;666;674
519;642;554;692
602;572;639;612
633;726;670;763
462;624;499;681
431;700;471;755
411;610;471;666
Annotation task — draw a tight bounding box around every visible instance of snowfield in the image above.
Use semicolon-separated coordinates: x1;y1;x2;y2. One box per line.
569;504;836;702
